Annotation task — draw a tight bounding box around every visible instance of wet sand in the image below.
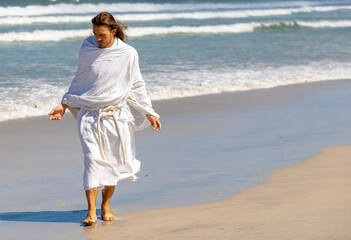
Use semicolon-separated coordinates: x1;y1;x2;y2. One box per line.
86;145;351;239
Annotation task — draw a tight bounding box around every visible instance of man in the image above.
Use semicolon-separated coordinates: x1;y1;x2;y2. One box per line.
49;12;161;225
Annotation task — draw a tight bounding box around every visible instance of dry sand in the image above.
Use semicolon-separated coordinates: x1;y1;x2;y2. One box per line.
86;145;351;240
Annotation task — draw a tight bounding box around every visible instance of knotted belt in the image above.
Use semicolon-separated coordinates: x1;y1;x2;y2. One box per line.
97;102;127;167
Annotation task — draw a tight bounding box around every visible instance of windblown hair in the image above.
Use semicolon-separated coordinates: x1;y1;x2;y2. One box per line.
91;12;128;42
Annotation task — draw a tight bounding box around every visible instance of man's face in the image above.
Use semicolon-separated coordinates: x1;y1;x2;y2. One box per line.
92;25;116;48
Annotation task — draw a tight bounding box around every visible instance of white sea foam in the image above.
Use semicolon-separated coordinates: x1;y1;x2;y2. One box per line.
0;15;93;25
0;83;67;123
146;61;351;100
0;2;318;17
0;29;91;42
1;5;351;25
1;20;351;42
1;61;351;122
129;23;261;37
298;20;351;28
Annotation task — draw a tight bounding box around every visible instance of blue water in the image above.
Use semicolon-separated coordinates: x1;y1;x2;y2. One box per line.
0;0;351;121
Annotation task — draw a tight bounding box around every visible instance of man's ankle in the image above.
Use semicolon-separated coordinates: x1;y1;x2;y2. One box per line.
101;205;110;211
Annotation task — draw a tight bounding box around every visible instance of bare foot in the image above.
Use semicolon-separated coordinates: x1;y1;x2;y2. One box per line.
101;209;119;222
83;209;97;225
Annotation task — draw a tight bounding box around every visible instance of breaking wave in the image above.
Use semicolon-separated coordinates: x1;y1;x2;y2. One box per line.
0;5;351;25
0;2;329;17
1;20;351;42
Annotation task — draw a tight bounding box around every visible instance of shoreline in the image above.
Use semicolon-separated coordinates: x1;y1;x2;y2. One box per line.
0;78;349;125
86;144;351;239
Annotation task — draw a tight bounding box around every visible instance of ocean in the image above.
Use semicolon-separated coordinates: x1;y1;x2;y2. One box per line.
0;0;350;122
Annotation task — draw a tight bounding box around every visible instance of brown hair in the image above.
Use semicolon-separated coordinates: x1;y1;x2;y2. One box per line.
91;12;128;42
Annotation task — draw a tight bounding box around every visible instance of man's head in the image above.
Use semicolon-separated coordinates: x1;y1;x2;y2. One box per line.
91;12;128;48
92;24;116;48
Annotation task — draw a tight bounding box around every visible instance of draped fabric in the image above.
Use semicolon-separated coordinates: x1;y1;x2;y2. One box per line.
61;36;159;190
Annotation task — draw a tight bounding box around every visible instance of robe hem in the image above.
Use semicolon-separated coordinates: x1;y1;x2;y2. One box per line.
83;174;139;191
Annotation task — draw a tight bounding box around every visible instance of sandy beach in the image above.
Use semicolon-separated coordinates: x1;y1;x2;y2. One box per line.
86;145;351;240
1;80;351;239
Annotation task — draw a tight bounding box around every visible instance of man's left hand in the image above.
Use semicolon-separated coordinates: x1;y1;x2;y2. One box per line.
146;114;161;132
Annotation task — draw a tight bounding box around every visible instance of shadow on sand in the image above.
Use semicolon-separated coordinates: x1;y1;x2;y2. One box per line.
0;209;101;225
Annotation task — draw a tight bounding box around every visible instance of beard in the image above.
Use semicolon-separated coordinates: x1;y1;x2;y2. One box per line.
98;35;114;48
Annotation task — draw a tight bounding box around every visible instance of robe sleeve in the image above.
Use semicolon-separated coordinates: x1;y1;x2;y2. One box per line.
127;50;160;131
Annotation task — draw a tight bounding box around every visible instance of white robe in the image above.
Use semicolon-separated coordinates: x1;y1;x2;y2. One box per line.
61;36;159;190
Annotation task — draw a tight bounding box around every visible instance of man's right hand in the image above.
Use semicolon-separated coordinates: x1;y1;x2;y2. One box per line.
48;104;67;120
